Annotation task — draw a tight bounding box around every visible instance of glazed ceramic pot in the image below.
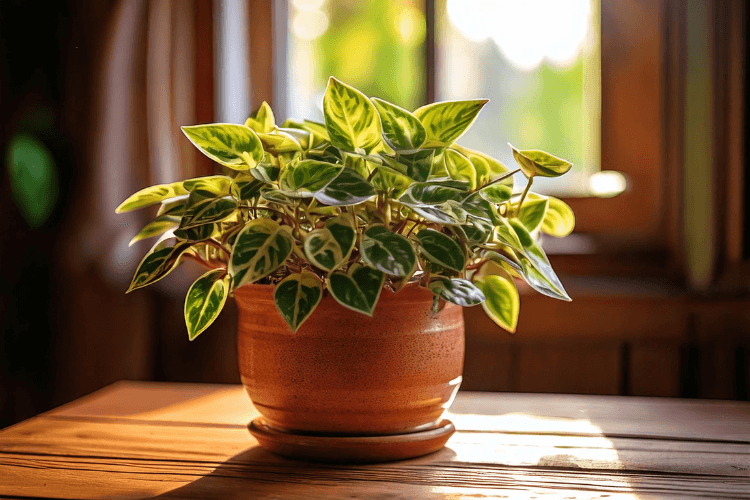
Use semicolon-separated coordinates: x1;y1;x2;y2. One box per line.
235;284;464;436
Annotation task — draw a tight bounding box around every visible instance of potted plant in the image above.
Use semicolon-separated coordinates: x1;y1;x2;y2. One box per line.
117;77;575;462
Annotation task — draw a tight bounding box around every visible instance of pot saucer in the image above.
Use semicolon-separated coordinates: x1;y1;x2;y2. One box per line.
248;418;455;463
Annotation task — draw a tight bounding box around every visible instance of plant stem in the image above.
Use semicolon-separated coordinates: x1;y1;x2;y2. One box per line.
515;176;533;217
204;239;231;255
477;168;521;190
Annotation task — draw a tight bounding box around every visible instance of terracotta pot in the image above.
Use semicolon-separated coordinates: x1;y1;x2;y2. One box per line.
235;284;464;436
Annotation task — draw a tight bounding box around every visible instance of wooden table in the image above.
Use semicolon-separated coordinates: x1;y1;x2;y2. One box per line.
1;382;749;499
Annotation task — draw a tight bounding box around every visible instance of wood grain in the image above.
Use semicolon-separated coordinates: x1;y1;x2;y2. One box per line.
0;382;748;499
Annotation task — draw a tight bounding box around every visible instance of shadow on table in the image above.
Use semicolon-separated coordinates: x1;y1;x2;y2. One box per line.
154;445;458;499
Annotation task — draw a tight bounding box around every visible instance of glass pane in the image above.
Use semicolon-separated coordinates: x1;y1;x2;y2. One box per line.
286;0;426;123
436;0;600;196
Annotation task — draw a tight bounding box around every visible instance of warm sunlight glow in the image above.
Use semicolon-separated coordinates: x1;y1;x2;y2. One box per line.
396;7;425;46
292;9;330;41
446;0;592;71
590;170;627;197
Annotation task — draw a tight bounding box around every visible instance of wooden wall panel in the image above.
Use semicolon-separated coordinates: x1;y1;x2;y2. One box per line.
629;342;682;397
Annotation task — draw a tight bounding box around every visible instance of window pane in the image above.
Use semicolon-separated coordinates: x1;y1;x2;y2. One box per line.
286;0;426;122
436;0;600;196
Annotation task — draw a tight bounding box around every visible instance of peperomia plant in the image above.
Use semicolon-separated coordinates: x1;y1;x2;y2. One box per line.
117;77;575;339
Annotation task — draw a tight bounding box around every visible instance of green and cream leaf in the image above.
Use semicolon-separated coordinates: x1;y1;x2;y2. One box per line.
181;124;264;170
371;97;426;150
129;215;180;246
361;225;417;277
273;272;323;331
509;143;573;178
116;182;188;213
414;99;488;146
416;229;465;272
327;264;385;316
127;241;193;293
429;278;485;306
303;215;356;271
185;269;230;340
229;219;294;288
323;77;382;153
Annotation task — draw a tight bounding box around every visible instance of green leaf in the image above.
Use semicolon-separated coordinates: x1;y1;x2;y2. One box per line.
179;191;238;229
327;264;385;316
371;97;426;150
425;177;471;190
516;193;549;233
323;77;382;153
416;229;465;272
509;219;570;301
181;124;264;170
257;130;303;154
249;163;280;183
157;195;189;216
444;149;477;190
173;223;215;242
281;160;375;206
399;182;464;206
509;143;573;178
479;183;512;204
371;164;414;193
429;277;485;306
414;99;488;146
277;127;312;150
183;175;232;193
461;217;493;244
492;217;524;251
274;272;323;332
475;274;519;333
129;215;180;246
411;200;469;225
185;269;230;340
302;119;331;144
396;148;433;182
453;144;510;177
116;182;188;213
361;225;417;277
127;241;192;293
315;168;376;206
303;215;356;271
230;174;264;201
280;160;341;194
261;190;295;206
541;196;575;237
229;219;294;288
244;101;275;133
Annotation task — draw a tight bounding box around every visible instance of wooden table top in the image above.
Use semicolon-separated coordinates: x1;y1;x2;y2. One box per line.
0;381;749;499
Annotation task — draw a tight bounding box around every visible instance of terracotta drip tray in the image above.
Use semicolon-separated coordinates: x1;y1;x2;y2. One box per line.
248;418;455;463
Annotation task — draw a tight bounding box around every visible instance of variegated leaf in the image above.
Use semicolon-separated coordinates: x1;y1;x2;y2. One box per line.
249;163;280;183
315;168;376;206
541;196;575;237
181;123;263;170
185;269;230;340
327;264;385;316
302;119;331;143
173;223;215;242
509;143;573;178
411;201;468;225
229;219;294;288
157;195;189;217
492;217;524;251
256;130;302;154
399;182;465;207
475;273;520;333
303;215;356;271
244;101;275;133
277;127;312;150
129;215;180;246
444;149;477;190
273;272;323;332
371;164;414;193
116;182;187;213
479;183;512;204
127;241;192;293
416;228;465;272
323;77;382;153
509;219;570;301
280;160;341;195
361;225;417;277
429;277;485;306
179;191;238;229
396;148;433;182
371;97;426;150
516;193;549;233
261;190;295;206
414;99;488;146
183;175;232;193
230;174;264;201
453;144;510;176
